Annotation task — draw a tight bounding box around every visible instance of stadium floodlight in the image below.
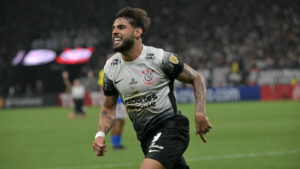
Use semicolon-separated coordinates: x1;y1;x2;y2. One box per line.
11;50;25;66
56;47;95;64
22;49;56;66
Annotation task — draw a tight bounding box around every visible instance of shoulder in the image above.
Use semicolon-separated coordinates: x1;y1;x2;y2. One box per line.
104;53;122;69
144;45;163;58
161;51;184;79
144;46;179;62
145;45;163;53
142;45;165;65
104;53;122;78
162;51;180;65
145;45;181;64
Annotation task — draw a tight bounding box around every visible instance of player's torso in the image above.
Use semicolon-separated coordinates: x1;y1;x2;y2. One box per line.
113;58;165;98
108;46;172;115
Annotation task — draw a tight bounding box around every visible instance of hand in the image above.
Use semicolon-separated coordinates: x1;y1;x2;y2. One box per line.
92;137;107;156
195;112;212;143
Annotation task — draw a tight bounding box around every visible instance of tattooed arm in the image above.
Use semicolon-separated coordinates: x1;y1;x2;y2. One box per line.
93;94;118;156
177;64;212;143
177;64;206;113
98;95;118;134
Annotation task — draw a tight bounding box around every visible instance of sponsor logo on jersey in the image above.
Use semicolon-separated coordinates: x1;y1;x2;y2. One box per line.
129;78;138;85
124;94;157;105
141;68;156;85
169;55;179;64
146;53;155;60
124;94;157;112
111;59;120;66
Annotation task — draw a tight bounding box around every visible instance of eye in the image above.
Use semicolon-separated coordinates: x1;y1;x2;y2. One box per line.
118;25;126;29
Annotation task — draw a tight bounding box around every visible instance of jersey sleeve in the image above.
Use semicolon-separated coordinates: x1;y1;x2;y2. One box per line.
103;73;118;96
161;52;184;79
103;60;118;96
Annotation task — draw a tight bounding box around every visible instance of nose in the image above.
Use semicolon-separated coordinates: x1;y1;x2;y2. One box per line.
112;27;119;35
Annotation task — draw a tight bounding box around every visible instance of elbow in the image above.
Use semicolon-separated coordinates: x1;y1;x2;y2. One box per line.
195;72;206;86
195;72;203;82
196;72;202;79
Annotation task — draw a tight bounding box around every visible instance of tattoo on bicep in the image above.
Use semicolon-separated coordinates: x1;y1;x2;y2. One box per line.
184;68;194;78
180;67;194;83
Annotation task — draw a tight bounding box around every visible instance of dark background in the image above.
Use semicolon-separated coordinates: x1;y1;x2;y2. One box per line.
1;0;299;96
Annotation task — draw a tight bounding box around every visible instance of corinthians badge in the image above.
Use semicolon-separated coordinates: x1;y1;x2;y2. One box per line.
141;68;156;85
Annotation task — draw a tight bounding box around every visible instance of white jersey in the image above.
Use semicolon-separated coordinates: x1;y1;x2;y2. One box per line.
71;85;85;99
103;45;183;140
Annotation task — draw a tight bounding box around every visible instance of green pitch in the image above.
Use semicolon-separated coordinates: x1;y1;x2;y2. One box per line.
0;101;299;169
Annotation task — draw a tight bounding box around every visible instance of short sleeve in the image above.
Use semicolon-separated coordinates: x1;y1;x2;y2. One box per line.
161;52;184;79
103;73;118;96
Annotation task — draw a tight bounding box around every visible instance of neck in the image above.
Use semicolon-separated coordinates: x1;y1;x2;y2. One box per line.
121;40;143;62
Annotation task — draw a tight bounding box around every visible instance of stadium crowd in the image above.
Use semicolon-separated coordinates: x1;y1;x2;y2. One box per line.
1;0;299;96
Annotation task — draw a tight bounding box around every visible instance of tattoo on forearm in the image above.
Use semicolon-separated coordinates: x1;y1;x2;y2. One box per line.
99;111;114;134
178;64;206;113
104;126;111;134
102;111;114;122
194;74;206;113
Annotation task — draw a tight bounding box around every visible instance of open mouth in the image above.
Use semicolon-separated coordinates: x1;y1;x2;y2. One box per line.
114;37;122;45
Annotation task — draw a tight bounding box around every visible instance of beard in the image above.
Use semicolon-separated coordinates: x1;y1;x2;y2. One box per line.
112;34;135;53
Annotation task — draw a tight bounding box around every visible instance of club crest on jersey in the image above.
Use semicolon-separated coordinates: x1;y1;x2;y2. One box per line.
141;68;156;85
169;55;179;64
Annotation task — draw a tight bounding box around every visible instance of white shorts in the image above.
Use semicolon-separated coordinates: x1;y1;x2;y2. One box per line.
115;103;126;119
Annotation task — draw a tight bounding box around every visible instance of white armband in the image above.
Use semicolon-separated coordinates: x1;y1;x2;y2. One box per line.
95;131;105;139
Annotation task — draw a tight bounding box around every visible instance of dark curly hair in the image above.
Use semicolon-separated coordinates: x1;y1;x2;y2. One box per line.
115;7;151;38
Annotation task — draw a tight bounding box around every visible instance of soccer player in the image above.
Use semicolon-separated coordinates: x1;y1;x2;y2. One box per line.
98;55;127;149
92;7;212;169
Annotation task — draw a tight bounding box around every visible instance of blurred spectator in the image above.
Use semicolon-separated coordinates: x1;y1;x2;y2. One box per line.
81;69;98;92
62;71;86;119
228;61;242;86
1;0;300;95
246;58;260;86
291;76;298;86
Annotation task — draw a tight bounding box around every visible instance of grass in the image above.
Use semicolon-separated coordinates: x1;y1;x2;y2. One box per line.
0;101;299;169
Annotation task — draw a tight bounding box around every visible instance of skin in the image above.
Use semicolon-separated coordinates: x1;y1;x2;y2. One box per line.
99;53;126;144
92;16;212;169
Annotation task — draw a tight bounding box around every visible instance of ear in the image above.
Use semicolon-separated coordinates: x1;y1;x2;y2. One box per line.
134;27;143;38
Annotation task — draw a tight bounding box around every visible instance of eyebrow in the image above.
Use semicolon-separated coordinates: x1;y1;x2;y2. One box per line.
112;24;127;29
